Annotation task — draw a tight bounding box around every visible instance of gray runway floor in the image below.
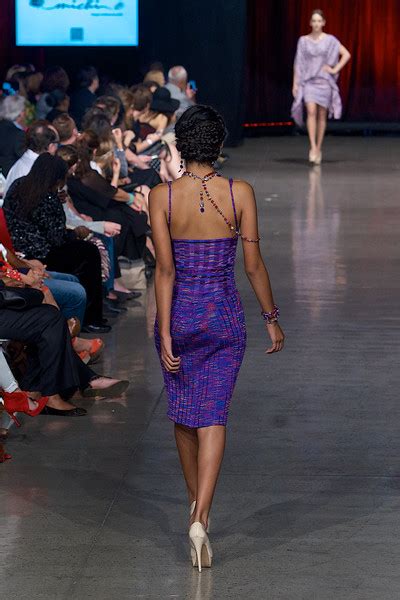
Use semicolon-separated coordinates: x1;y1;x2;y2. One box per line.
1;136;400;599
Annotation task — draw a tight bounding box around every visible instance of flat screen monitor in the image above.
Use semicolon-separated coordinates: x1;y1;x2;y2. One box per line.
16;0;139;46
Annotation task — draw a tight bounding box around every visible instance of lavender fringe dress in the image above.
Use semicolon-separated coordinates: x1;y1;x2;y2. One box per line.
154;180;246;428
291;34;342;127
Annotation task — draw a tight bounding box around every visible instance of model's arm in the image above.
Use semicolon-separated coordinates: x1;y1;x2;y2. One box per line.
149;184;181;372
325;44;351;75
238;181;285;354
334;44;351;73
292;37;303;97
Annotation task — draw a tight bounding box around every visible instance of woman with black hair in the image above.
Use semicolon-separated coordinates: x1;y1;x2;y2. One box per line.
150;105;285;571
3;153;109;333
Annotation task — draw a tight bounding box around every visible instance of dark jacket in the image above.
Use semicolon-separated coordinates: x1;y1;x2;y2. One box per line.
69;88;96;129
0;120;25;176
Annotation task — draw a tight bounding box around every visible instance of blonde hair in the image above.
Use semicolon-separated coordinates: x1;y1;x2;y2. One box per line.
143;70;165;87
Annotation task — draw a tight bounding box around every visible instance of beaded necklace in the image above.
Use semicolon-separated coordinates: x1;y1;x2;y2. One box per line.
182;170;260;242
183;170;220;214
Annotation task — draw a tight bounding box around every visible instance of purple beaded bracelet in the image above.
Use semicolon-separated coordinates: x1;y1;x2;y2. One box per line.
261;305;280;324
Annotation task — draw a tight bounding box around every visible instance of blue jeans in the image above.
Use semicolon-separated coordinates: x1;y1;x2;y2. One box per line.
46;272;87;323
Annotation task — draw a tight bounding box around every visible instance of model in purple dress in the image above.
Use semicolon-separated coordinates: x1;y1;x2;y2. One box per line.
291;9;351;164
150;105;285;571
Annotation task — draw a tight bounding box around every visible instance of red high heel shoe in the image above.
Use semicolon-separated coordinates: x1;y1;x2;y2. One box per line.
2;391;49;427
0;443;11;463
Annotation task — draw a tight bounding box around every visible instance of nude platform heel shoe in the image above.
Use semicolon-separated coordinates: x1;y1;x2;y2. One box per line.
189;522;213;572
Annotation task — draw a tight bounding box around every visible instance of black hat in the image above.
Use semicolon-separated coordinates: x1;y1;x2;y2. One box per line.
151;87;180;115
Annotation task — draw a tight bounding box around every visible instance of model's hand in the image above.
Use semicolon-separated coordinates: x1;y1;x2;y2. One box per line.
161;336;181;372
292;84;298;98
323;65;336;75
265;323;285;354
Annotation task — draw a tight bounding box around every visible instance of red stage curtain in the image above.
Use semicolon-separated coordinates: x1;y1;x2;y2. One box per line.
246;0;400;122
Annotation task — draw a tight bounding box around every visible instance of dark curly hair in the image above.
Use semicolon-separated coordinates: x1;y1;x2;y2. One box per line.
175;105;227;165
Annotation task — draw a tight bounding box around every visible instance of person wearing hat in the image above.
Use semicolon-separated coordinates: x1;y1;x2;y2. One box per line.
134;87;181;180
138;86;180;140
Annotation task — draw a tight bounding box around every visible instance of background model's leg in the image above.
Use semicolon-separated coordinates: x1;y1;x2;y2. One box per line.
306;102;318;160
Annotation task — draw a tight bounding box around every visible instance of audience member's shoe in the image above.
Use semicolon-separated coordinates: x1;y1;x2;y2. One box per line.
81;324;112;334
83;377;130;398
67;316;81;338
0;444;11;463
2;391;48;427
41;406;87;417
112;290;142;300
103;300;128;314
87;339;105;364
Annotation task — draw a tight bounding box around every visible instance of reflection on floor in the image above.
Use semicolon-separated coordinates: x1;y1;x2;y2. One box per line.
1;136;400;600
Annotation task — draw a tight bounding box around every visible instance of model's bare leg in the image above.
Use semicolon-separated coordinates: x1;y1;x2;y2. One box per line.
305;102;318;158
316;105;328;153
191;425;226;529
175;423;199;506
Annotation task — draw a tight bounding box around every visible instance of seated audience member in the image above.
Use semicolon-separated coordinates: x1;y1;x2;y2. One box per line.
0;240;87;327
136;87;181;180
45;90;71;122
67;133;151;263
57;144;139;301
0;240;102;363
0;297;129;418
143;69;166;88
0;95;27;177
165;65;196;118
36;66;70;120
3;153;109;333
83;109;160;188
4;120;58;196
94;95;122;127
69;66;99;129
53;113;79;146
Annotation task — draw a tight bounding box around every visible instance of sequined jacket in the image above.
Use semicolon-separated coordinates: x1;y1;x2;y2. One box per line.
3;181;69;260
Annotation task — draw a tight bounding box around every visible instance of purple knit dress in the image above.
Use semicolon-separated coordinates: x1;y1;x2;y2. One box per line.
291;34;342;126
154;179;246;428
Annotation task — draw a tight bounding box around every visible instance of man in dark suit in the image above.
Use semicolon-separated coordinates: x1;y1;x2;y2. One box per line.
0;95;26;176
69;66;99;130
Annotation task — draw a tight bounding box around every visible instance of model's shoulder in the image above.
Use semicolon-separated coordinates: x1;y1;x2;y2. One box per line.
326;33;339;43
231;179;254;194
149;182;170;207
150;182;170;197
230;179;255;202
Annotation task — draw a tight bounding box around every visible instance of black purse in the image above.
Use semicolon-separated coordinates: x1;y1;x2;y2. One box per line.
0;282;44;310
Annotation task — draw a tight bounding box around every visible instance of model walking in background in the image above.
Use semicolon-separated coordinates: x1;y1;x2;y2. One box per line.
291;9;351;164
150;105;284;571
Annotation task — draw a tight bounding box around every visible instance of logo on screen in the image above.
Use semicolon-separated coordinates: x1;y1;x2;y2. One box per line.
29;0;125;10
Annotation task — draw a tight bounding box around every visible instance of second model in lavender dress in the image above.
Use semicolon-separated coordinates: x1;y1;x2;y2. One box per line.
291;34;342;126
154;179;246;429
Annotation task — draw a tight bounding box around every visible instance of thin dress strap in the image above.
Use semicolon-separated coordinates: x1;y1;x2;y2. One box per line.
167;181;172;227
229;178;239;231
